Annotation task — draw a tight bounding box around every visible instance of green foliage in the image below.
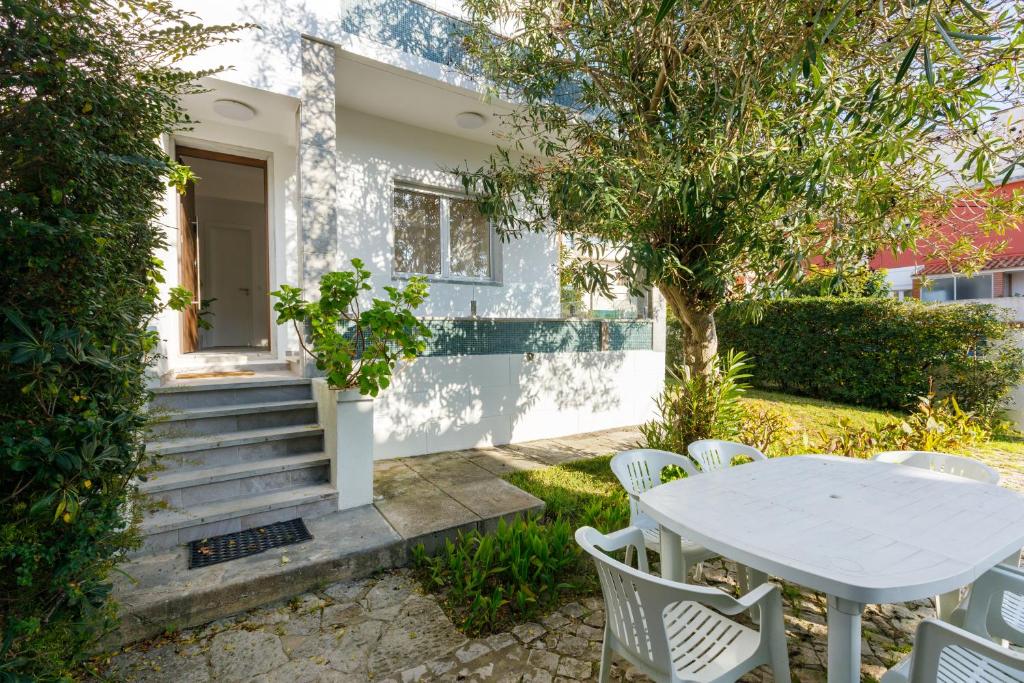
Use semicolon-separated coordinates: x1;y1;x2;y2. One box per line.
412;516;577;634
788;266;890;298
417;456;631;635
272;259;431;396
0;1;236;677
820;394;990;458
167;286;215;331
716;298;1024;418
455;0;1024;380
640;351;751;454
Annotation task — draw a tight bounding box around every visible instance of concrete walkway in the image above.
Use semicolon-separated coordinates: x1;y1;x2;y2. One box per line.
110;427;640;646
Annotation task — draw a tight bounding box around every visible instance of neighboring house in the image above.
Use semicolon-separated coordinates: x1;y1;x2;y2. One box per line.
871;178;1024;320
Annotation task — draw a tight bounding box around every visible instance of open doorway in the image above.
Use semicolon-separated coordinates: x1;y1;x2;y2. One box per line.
177;146;271;353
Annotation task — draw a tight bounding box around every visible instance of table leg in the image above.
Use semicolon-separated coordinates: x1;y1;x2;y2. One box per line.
659;525;683;582
827;595;864;683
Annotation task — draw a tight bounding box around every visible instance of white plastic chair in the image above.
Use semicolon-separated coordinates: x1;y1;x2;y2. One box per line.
685;441;769;593
874;450;1002;620
873;450;1000;485
687;440;768;473
610;449;717;581
576;526;791;683
880;618;1024;683
957;564;1024;647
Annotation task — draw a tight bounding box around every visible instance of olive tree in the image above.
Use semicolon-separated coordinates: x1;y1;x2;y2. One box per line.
456;0;1024;378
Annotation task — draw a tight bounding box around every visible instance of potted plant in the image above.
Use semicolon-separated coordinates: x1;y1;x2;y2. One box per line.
272;258;430;509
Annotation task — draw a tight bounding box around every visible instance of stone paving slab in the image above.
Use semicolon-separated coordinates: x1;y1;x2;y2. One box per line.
97;562;931;683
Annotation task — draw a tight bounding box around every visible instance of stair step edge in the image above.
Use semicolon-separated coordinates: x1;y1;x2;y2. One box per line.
141;485;338;535
152;377;311;395
139;453;331;493
147;425;324;456
152;399;318;422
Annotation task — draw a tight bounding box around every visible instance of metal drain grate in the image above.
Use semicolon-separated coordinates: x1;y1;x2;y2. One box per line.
188;518;313;569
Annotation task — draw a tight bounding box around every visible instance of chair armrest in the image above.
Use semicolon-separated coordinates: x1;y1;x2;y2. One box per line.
588;526;650;573
910;619;1024;681
964;564;1024;644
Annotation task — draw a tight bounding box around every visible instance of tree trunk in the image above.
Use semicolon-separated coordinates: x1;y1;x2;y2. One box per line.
659;284;718;379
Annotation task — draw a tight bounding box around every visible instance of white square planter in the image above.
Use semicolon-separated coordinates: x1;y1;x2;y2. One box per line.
312;379;374;510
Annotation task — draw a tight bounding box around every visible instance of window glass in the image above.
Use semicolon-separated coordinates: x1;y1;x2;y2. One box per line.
921;278;955;302
448;198;491;278
955;274;992;300
393;189;441;275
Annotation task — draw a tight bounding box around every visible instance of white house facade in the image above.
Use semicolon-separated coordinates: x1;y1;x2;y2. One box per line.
152;0;666;462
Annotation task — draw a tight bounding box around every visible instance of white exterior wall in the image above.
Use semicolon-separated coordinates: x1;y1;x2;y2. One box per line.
375;350;662;458
335;107;559;318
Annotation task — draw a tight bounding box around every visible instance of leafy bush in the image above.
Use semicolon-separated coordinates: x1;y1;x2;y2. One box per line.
272;259;431;395
715;298;1024;417
640;351;751;454
820;393;990;458
412;516;578;634
0;3;231;677
787;265;890;298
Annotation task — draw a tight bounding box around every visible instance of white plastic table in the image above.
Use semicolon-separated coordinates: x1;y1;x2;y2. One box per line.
638;455;1024;683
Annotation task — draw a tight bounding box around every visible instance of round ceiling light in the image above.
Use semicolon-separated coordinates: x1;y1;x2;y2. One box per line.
455;111;486;129
213;99;257;121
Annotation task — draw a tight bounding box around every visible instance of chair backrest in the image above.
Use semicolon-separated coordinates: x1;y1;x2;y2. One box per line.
575;526;744;679
906;619;1024;683
963;564;1024;647
873;450;1000;485
610;449;697;526
687;439;767;473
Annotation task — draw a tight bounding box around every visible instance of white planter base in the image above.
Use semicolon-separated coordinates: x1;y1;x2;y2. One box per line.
312;379;374;510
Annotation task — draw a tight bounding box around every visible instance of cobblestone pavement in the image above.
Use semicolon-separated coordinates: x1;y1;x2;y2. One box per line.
97;559;933;682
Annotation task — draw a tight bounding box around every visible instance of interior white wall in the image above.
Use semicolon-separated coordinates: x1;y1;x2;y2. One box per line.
334;106;560;318
374;350;662;458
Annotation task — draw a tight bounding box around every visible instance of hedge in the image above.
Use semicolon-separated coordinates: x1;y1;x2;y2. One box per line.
709;297;1024;414
0;3;230;678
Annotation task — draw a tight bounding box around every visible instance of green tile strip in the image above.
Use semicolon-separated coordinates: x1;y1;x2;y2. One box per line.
418;319;653;357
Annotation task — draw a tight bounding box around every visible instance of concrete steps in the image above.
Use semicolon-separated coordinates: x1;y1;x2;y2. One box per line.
139;375;336;553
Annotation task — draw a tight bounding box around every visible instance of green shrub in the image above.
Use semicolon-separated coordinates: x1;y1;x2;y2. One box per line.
714;298;1024;417
640;350;751;454
787;265;890;298
0;3;232;678
412;516;578;634
271;259;431;395
820;393;991;458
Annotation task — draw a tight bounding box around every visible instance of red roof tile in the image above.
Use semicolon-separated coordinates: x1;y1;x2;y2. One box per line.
920;253;1024;276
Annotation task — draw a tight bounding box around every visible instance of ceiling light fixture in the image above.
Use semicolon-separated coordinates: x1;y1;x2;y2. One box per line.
455;111;486;129
213;99;257;121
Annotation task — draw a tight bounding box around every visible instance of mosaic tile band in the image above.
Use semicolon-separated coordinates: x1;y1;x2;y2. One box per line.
418;319;653;357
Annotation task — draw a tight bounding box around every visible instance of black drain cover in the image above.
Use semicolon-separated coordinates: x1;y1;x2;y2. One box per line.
188;518;313;569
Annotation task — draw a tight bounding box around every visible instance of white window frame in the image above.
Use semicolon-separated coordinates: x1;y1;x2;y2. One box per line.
391;182;500;285
922;273;994;301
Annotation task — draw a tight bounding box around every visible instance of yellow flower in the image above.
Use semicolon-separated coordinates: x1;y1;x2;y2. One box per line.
83;479;92;489
62;512;72;524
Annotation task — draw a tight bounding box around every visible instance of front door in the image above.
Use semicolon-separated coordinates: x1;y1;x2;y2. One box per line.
178;180;201;353
176;145;270;352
